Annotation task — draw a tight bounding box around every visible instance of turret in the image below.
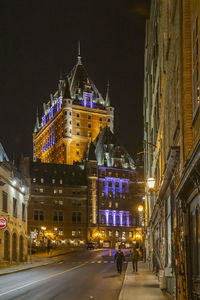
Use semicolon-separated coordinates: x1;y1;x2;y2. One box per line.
105;82;114;132
62;78;73;164
86;143;98;225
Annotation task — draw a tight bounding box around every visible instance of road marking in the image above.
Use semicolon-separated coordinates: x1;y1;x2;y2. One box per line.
0;262;88;298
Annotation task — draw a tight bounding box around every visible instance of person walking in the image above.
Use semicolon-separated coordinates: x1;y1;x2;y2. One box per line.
131;247;139;272
115;249;124;274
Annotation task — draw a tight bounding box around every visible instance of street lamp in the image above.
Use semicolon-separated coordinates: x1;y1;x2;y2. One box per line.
147;177;156;192
138;205;144;212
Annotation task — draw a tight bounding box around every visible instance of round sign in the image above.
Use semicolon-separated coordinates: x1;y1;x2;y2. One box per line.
0;217;7;229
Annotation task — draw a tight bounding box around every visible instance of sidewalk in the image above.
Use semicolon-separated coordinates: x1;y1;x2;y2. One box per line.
0;247;79;276
119;262;173;300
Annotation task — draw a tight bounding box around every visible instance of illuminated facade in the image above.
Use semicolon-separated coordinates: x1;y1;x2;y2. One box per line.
144;1;200;299
86;127;144;248
0;144;29;264
33;53;114;165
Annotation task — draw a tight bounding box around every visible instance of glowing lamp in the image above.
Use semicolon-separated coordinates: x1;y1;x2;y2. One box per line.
147;177;156;190
41;226;46;230
12;179;16;186
21;186;25;192
138;205;144;212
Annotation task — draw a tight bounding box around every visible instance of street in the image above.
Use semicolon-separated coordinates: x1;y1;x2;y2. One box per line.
0;250;127;300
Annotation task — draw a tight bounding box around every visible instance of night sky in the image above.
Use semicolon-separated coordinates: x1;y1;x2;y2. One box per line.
0;0;150;163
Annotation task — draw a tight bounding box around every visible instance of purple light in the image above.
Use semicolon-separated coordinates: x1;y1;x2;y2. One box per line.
120;213;123;226
113;211;116;226
126;215;130;227
106;211;109;226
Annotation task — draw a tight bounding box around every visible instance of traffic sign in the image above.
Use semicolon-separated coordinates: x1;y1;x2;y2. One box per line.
0;217;7;229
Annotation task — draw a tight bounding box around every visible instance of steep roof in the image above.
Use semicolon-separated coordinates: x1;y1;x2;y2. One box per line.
0;143;9;162
86;126;135;170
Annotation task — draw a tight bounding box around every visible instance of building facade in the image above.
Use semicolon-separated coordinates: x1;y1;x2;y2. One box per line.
86;127;144;249
22;159;88;249
144;1;200;299
0;144;29;264
33;53;114;165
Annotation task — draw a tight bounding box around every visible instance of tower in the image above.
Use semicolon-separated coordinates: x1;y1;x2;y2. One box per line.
33;51;115;165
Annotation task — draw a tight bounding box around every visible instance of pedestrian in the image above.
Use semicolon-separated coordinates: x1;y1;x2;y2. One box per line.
131;247;139;272
47;238;51;255
114;249;124;274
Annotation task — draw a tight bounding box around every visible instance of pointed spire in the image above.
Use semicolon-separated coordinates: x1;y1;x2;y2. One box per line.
34;107;40;133
63;78;71;99
105;81;111;107
77;40;82;65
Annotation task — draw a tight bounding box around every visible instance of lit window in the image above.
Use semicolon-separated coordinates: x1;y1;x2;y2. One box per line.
109;230;112;237
58;189;63;194
58;228;63;235
101;192;105;197
72;230;76;236
115;230;119;237
33;178;36;183
54;189;57;194
52;179;55;184
108;201;112;208
115;202;118;208
40;188;43;193
59;200;63;206
60;179;63;184
102;230;105;237
129;231;133;238
122;232;126;239
41;178;44;183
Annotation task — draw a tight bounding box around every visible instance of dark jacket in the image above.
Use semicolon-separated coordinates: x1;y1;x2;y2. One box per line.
115;251;124;262
131;249;139;261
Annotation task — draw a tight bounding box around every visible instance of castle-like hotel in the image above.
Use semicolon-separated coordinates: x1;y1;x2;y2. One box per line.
26;52;144;249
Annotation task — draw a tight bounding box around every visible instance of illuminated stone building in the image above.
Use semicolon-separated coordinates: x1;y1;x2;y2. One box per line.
22;159;87;247
86;127;144;248
0;143;29;264
33;53;114;165
144;1;200;299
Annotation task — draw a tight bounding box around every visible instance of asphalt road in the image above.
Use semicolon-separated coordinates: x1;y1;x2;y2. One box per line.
0;250;127;300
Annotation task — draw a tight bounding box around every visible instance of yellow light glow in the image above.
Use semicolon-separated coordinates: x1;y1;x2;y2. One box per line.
136;234;141;238
147;177;156;190
41;226;46;230
138;205;143;212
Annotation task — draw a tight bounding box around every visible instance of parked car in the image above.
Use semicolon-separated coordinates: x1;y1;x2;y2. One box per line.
87;243;95;250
